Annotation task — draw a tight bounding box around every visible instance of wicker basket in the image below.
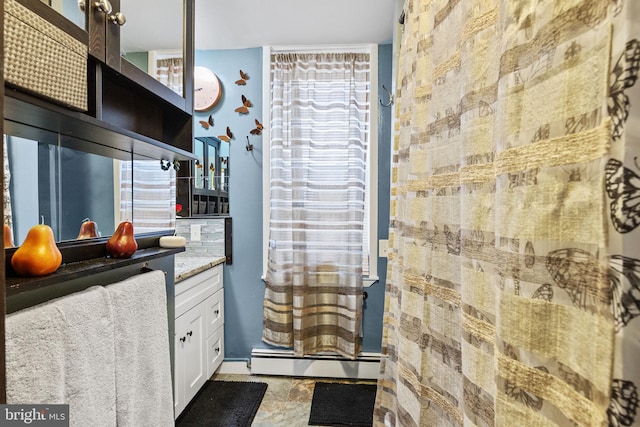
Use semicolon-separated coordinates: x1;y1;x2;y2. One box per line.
4;0;87;111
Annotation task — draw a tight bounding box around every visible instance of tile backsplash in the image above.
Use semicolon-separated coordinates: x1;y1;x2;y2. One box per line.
175;217;226;257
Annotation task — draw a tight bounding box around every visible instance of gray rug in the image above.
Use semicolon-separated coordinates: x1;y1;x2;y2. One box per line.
308;382;377;426
176;380;268;427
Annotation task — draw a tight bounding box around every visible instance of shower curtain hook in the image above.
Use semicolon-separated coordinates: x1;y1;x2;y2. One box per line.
379;84;394;107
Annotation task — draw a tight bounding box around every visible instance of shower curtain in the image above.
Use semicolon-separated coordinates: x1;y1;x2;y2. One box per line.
375;0;640;426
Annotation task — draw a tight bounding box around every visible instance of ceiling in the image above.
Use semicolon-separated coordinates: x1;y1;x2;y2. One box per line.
120;0;398;53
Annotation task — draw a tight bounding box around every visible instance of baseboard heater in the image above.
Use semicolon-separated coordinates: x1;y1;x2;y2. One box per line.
250;348;381;380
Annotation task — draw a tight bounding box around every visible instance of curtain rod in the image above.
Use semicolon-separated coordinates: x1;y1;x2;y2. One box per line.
268;44;375;53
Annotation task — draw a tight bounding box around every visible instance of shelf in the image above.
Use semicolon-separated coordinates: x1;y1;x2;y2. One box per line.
4;89;195;162
6;246;184;297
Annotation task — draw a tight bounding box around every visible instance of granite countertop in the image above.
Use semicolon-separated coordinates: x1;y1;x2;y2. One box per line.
174;253;226;283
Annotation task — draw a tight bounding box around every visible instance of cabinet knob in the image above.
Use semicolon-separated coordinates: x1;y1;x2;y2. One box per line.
215;347;220;353
187;331;193;337
214;309;220;315
109;11;127;26
179;336;186;343
79;0;112;13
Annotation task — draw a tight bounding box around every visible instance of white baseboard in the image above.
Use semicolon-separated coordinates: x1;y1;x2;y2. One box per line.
250;348;381;380
216;360;251;375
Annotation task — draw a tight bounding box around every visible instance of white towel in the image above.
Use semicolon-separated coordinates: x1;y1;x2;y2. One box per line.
6;286;117;427
106;270;174;427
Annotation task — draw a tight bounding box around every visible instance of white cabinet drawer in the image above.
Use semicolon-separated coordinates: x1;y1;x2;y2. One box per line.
206;326;224;378
175;264;222;318
205;289;224;338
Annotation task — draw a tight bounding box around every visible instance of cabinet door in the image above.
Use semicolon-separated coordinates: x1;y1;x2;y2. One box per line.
205;289;224;338
182;303;207;401
174;323;185;418
206;326;224;378
88;0;121;67
174;302;207;418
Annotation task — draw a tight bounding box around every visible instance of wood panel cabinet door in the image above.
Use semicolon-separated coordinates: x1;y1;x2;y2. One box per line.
174;302;207;417
88;0;121;69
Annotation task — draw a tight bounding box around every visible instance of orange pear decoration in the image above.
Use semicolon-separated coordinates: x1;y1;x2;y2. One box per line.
77;218;99;240
106;221;138;259
4;224;14;248
11;218;62;277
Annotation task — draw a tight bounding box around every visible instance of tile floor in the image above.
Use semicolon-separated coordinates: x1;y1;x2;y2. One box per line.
210;372;377;427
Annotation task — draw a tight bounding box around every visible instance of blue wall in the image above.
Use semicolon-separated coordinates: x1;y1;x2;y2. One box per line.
194;45;393;360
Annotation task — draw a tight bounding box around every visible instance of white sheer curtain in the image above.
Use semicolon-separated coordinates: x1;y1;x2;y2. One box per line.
155;57;183;97
263;51;371;359
119;161;176;233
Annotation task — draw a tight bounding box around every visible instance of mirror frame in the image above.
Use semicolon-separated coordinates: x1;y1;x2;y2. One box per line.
117;0;194;114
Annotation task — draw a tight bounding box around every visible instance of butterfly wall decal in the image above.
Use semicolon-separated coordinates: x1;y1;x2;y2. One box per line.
604;158;640;234
218;126;233;142
199;115;214;130
609;39;640;141
235;95;252;114
235;69;249;85
250;118;263;135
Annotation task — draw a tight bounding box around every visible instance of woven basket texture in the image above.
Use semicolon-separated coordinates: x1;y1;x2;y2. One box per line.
4;0;87;111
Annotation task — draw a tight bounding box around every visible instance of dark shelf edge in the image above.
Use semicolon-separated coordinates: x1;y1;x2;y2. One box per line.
6;246;184;297
4;90;196;161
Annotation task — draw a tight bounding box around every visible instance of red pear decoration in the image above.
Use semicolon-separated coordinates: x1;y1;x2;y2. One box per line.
106;221;138;259
77;218;99;240
11;219;62;277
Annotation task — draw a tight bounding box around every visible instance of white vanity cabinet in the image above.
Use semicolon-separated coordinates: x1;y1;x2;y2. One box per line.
174;264;224;418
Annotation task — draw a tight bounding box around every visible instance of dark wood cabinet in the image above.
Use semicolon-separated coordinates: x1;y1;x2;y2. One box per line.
7;0;195;158
87;0;195;152
88;0;122;68
177;137;229;216
2;0;197;404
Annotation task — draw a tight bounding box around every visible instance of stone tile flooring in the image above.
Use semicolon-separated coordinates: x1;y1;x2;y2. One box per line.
210;373;377;427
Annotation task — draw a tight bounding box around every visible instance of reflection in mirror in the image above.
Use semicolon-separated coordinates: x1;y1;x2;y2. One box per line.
4;133;126;246
3;133;178;248
119;160;177;234
40;0;85;29
120;0;184;96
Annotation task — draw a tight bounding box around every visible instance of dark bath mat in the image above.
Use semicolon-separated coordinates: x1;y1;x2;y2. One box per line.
176;380;268;427
308;382;377;426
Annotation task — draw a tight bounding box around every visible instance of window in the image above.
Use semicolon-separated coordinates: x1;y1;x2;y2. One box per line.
262;45;378;283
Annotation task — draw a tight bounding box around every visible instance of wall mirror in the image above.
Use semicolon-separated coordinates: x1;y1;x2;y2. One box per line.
120;0;185;96
3;122;177;248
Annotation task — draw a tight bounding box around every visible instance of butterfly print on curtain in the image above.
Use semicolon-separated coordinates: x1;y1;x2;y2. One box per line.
605;158;640;234
443;225;461;255
531;283;553;302
545;248;610;313
503;343;547;411
608;379;639;427
608;255;640;332
608;39;640;142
